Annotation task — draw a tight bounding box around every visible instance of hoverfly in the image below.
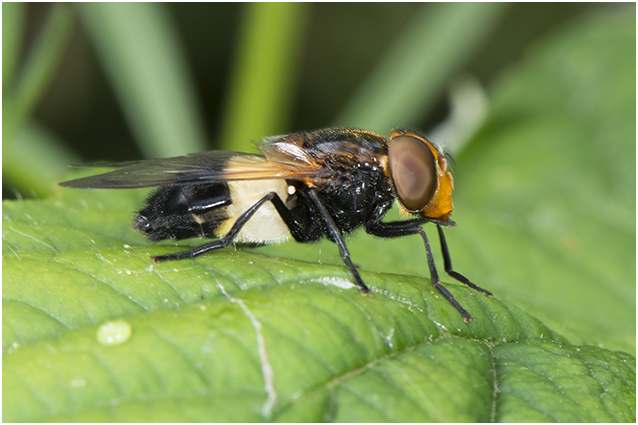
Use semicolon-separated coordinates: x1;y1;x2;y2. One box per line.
60;128;492;321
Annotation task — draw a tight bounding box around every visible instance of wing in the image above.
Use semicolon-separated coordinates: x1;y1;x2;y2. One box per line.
59;150;325;189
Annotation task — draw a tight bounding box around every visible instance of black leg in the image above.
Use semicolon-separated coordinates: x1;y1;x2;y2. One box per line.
267;191;319;242
307;189;371;295
153;191;288;263
417;227;473;322
366;213;481;322
436;225;492;296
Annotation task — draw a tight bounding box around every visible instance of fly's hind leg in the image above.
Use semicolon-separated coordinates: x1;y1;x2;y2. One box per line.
154;187;373;297
152;191;284;263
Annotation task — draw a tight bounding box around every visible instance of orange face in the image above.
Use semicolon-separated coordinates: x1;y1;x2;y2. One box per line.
388;130;454;221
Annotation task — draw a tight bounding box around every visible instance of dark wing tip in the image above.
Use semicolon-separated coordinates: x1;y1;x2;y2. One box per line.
58;172;159;189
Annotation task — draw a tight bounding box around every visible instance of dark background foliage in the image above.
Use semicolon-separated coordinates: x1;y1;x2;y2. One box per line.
6;3;601;179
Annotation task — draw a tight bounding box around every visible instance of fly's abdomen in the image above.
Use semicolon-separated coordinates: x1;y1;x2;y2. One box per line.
216;179;292;244
134;183;232;241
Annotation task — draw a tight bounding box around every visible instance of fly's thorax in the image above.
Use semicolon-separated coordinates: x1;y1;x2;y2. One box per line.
215;179;292;243
304;163;394;234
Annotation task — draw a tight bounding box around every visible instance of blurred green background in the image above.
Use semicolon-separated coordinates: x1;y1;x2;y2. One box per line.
2;2;613;196
3;3;635;353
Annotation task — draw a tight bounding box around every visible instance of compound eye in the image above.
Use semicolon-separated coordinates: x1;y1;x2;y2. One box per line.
388;135;436;212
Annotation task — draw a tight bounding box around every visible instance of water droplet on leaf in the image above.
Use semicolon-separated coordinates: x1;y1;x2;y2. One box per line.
96;319;132;346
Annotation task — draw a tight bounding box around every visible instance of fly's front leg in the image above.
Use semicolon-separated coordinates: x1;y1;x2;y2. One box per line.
153;191;285;263
366;211;474;321
417;227;473;322
436;225;492;296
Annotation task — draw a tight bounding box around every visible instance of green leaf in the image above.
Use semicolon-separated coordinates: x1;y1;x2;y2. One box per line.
451;9;636;353
2;176;635;422
494;341;636;422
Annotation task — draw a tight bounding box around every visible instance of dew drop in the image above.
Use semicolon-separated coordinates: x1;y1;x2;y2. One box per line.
96;319;132;346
